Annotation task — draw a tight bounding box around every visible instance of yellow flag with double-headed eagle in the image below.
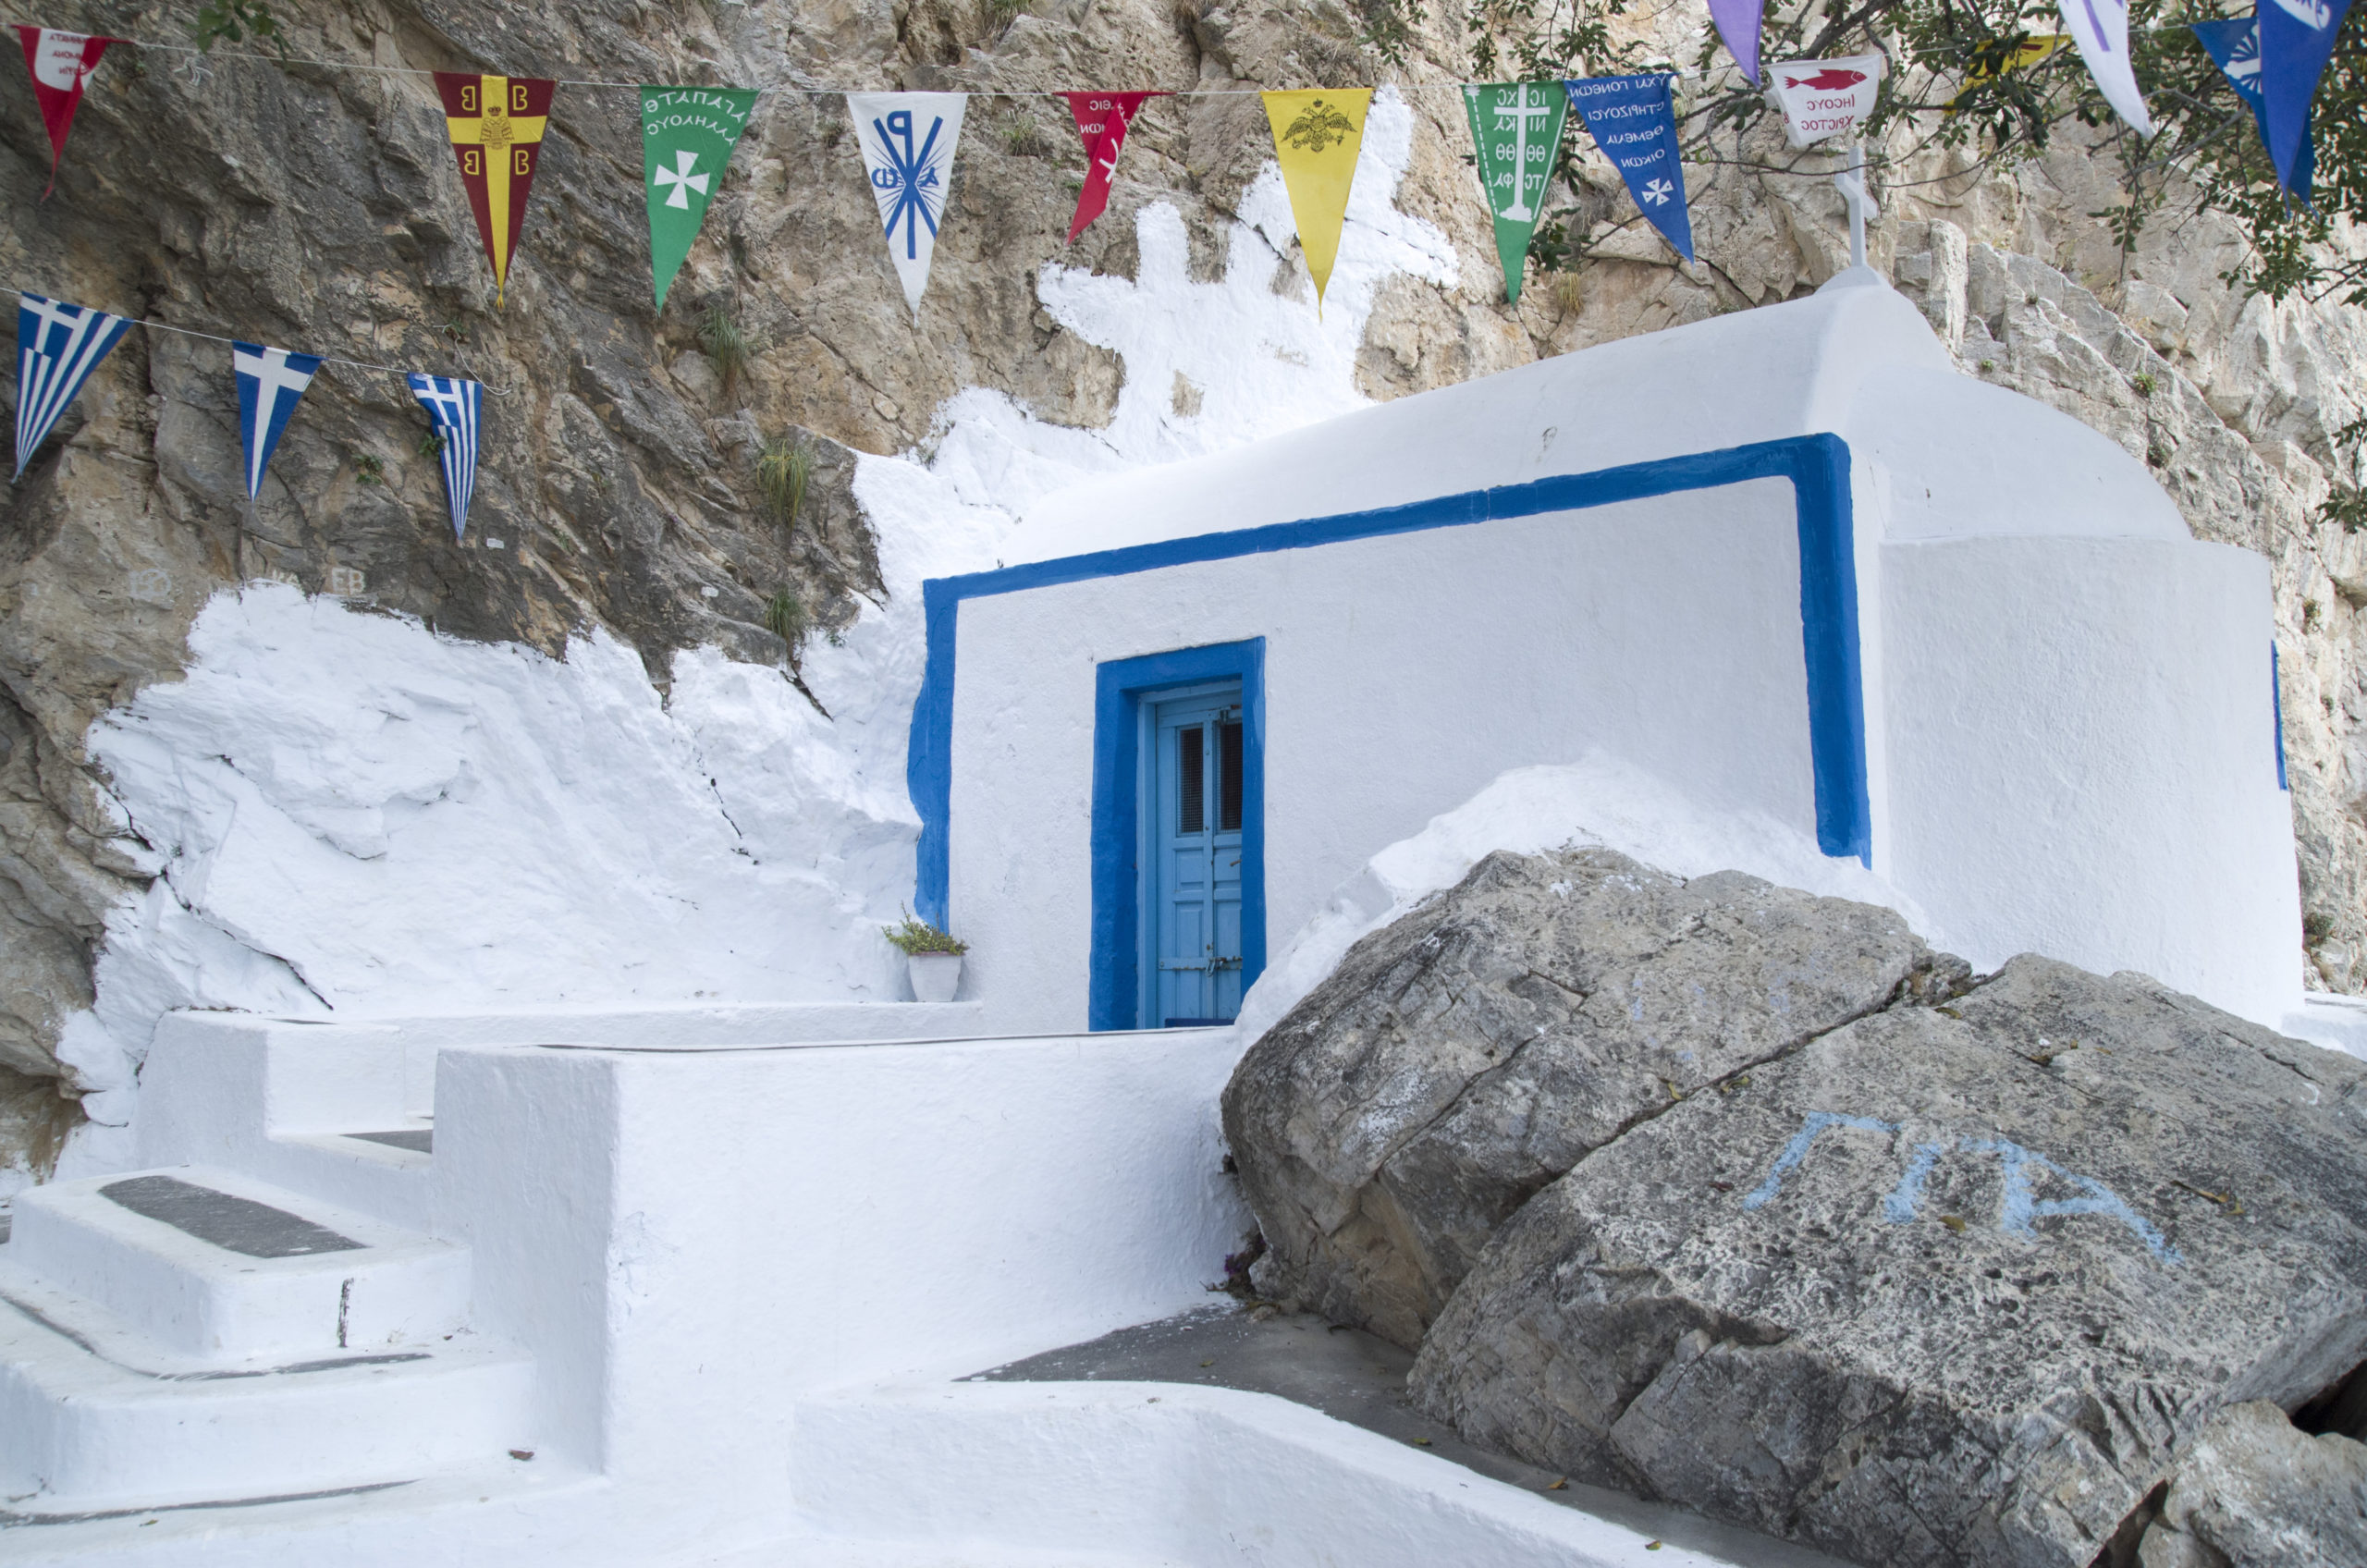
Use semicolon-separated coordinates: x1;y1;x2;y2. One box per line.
1261;89;1370;316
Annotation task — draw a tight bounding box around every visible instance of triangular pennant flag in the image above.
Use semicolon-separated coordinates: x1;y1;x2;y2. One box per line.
14;292;132;480
232;343;322;500
2194;18;2315;202
406;374;482;539
14;27;122;197
1564;76;1695;264
1460;82;1567;304
1947;32;2069;115
1767;55;1885;148
1062;91;1163;243
2057;0;2152;136
2260;0;2351;191
848;92;967;317
1261;89;1372;314
1708;0;1767;85
434;73;557;304
641;85;758;310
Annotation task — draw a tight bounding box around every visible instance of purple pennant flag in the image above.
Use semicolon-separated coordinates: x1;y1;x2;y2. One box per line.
2260;0;2352;192
1709;0;1765;84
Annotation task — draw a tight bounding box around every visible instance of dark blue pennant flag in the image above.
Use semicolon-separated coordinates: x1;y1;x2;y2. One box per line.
2260;0;2351;192
1563;75;1696;263
233;342;323;500
406;373;483;539
15;292;132;481
2194;18;2315;202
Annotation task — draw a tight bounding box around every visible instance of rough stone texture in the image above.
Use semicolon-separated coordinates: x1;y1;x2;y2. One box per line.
1406;952;2367;1568
1221;847;1966;1347
2134;1402;2367;1568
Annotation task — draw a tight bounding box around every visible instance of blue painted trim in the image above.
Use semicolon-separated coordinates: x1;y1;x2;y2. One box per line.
1087;641;1267;1032
906;433;1873;936
2273;642;2289;791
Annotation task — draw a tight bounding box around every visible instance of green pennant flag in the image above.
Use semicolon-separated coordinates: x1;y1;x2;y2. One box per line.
1460;81;1567;305
641;85;758;310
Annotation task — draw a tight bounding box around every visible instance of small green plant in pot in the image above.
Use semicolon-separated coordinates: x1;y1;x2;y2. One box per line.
884;910;967;1003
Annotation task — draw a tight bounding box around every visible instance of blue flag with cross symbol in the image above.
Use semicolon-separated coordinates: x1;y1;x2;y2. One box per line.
233;342;323;500
2254;0;2347;195
847;92;968;317
2193;17;2315;202
405;373;483;540
15;291;133;481
1563;75;1695;263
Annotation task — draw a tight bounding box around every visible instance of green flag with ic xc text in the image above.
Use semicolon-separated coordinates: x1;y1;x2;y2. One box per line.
1460;81;1567;305
641;85;758;310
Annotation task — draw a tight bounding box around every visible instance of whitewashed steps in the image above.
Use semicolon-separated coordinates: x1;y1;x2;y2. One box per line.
0;1258;533;1516
8;1168;466;1362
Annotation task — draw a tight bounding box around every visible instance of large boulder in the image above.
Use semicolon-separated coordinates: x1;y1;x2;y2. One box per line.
1221;847;1967;1347
1408;953;2367;1568
2131;1402;2367;1568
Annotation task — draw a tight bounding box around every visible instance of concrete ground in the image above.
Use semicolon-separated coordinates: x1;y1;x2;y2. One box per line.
973;1302;1850;1568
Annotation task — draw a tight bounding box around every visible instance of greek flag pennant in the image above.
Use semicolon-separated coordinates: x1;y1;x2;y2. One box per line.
2193;18;2314;202
1460;82;1567;304
2057;0;2152;136
1062;91;1163;243
232;343;323;500
2259;0;2351;192
641;85;759;310
406;374;483;539
13;27;122;196
14;292;133;481
1564;76;1694;264
848;92;967;316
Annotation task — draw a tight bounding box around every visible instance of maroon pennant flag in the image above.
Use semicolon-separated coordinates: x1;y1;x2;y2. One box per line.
15;27;123;197
1062;91;1162;243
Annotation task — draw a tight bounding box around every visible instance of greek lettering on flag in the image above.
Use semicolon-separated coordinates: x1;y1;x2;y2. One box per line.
15;292;133;481
2057;0;2152;136
2259;0;2351;192
1564;75;1695;263
2193;18;2314;202
1461;81;1568;304
847;92;967;316
233;343;323;500
14;28;121;196
1767;55;1884;148
406;374;482;539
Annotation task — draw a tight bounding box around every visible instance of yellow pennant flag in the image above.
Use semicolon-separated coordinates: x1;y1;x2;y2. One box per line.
1261;90;1371;314
1947;34;2069;115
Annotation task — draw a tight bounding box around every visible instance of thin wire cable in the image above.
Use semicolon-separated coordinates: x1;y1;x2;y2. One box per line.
8;290;457;380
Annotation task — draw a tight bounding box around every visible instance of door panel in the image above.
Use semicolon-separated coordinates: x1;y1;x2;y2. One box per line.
1149;686;1245;1026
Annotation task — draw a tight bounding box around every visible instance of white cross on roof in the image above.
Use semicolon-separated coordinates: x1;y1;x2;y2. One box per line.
653;149;708;209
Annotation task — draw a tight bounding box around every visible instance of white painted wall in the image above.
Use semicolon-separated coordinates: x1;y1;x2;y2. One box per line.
950;483;1815;1033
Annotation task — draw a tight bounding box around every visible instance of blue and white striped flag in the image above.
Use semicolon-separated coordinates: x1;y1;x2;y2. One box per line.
406;373;482;539
233;342;322;500
15;292;133;480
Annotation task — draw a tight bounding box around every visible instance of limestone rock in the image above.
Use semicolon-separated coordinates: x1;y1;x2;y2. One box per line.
1409;953;2367;1568
2136;1402;2367;1568
1220;847;1961;1347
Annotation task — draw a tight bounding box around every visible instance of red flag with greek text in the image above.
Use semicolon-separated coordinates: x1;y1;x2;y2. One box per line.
15;28;122;197
434;72;557;303
1062;91;1162;243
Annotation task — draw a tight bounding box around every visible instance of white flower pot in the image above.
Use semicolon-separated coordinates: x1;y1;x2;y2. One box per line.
908;952;963;1003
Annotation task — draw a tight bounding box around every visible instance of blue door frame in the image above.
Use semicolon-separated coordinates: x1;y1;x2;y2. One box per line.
1088;642;1267;1032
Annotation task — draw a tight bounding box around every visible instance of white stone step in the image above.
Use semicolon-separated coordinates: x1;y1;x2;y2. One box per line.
0;1256;533;1516
7;1168;468;1363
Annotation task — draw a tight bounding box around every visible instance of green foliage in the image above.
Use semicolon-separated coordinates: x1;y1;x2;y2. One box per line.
883;910;967;955
191;0;289;59
697;305;753;399
353;452;385;484
416;430;446;457
1360;0;1429;68
2130;372;2157;399
756;435;816;530
762;588;807;649
987;0;1032;29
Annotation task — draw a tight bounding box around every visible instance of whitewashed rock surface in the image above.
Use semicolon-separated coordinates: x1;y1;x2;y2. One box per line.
2;0;2364;1187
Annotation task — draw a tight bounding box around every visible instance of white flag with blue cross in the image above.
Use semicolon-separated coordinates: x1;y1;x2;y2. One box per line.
406;373;483;539
15;292;133;480
847;92;966;316
233;342;323;500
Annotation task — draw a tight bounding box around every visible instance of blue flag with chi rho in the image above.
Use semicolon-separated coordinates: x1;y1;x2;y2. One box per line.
2197;14;2318;202
2258;0;2351;194
1564;75;1695;263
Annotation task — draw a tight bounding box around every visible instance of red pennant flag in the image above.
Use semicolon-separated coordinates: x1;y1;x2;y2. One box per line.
434;72;557;304
15;27;122;198
1062;91;1163;243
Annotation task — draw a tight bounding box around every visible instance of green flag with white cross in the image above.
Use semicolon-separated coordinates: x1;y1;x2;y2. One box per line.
1460;81;1567;305
641;85;758;310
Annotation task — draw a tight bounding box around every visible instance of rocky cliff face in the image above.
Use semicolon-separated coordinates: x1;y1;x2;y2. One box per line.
3;0;2363;1182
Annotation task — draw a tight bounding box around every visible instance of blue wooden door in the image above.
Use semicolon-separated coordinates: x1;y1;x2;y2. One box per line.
1149;688;1245;1025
